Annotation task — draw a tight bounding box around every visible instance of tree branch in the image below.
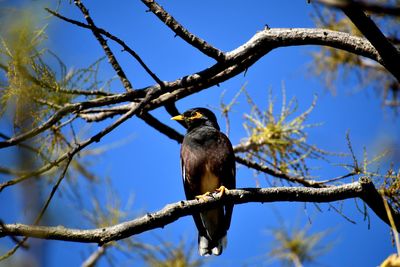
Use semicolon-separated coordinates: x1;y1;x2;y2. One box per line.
74;0;134;91
81;244;109;267
319;0;400;82
140;0;226;61
0;89;159;191
0;178;397;244
138;112;183;144
316;0;400;17
234;156;327;188
0;28;381;148
45;7;164;87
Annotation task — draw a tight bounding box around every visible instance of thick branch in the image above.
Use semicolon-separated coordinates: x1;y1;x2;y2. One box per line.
320;0;400;82
316;0;400;16
1;178;398;244
342;6;400;82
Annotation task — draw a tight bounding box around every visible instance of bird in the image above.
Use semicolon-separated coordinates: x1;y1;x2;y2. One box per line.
171;107;236;256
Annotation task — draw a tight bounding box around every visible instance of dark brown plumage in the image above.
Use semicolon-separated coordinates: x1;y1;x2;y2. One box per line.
171;107;236;256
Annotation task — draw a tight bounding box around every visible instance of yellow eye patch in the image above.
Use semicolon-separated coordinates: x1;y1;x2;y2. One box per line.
188;111;203;120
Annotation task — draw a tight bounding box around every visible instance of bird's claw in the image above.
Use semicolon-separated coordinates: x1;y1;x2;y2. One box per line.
215;186;228;198
196;186;229;201
195;191;211;201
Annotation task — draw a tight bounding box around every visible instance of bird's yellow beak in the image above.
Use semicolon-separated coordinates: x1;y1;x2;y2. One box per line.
171;114;185;121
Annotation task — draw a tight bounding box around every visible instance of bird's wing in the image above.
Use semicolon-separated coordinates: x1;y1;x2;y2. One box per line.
209;132;236;230
180;143;210;238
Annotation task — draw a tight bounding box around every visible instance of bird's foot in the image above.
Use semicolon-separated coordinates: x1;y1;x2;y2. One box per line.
195;192;211;201
215;186;229;198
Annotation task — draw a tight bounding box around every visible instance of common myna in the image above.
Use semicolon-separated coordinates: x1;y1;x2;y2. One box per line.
171;107;236;256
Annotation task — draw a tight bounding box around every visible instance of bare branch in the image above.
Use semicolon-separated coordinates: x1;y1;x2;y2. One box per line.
74;0;134;91
235;156;327;188
45;8;164;86
1;178;397;244
140;0;226;61
81;245;109;267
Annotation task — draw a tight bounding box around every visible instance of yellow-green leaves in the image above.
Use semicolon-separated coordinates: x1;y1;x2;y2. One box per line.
240;87;325;177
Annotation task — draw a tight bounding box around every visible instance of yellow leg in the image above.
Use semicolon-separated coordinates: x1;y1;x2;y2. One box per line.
215;186;229;198
195;191;211;201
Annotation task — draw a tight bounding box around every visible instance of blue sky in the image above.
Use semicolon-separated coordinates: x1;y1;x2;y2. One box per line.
1;0;399;266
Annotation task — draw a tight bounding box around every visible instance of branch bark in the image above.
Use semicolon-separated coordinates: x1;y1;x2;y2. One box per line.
1;178;398;244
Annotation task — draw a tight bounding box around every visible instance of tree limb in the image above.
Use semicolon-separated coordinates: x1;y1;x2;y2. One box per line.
140;0;225;61
319;0;400;82
316;0;400;17
0;28;381;148
0;178;398;244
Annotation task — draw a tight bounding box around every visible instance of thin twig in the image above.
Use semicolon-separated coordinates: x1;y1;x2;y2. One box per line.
45;7;164;87
0;157;72;261
0;89;159;191
73;0;134;91
81;244;109;267
235;156;327;188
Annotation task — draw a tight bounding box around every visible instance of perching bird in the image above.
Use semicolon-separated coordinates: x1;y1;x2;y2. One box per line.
171;107;236;256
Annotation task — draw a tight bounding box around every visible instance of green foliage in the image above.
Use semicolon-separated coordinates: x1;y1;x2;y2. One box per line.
268;223;333;267
240;86;327;177
0;8;68;122
0;6;112;162
382;166;400;212
138;239;205;267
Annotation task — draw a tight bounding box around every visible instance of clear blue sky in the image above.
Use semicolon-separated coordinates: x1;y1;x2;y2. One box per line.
1;0;399;266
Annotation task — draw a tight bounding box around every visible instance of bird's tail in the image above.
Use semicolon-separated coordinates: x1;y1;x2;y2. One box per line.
198;234;227;256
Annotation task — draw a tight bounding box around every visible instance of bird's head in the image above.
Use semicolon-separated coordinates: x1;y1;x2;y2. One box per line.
171;107;220;131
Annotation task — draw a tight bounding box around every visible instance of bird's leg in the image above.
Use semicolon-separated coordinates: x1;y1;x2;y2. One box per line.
195;191;212;201
215;185;229;198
